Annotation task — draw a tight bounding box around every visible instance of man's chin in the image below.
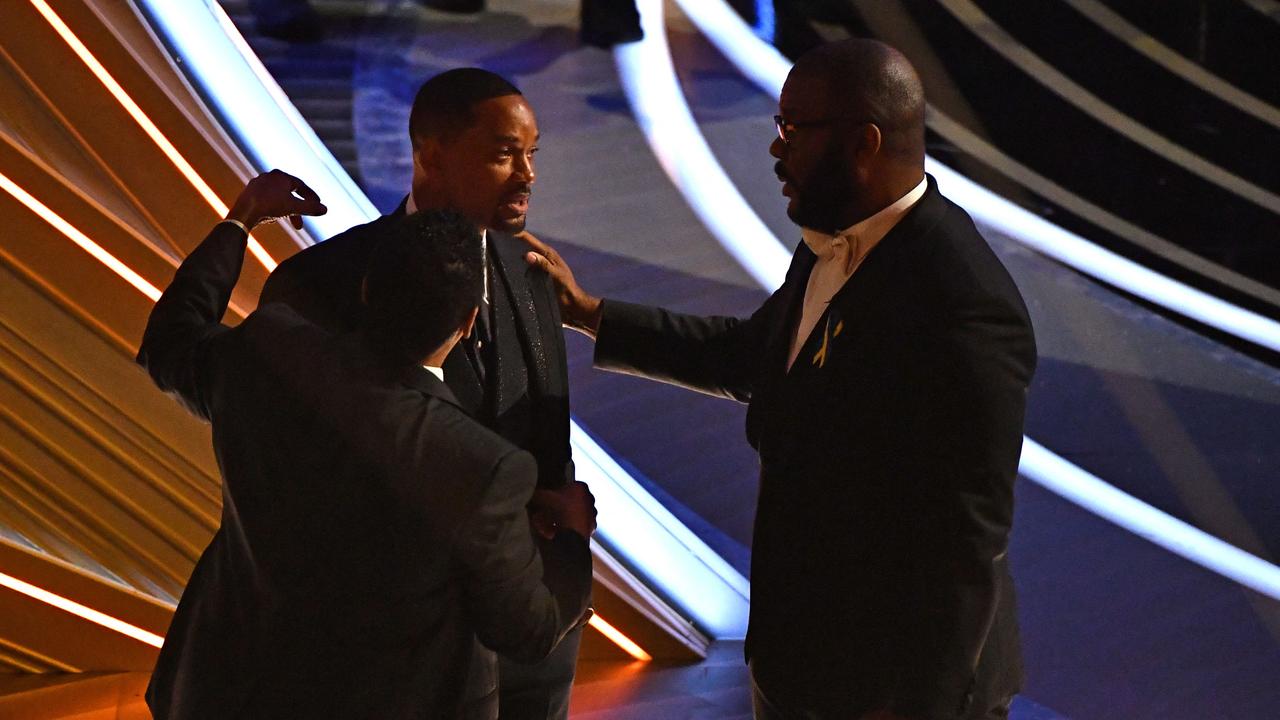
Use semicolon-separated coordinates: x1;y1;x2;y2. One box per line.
785;198;815;229
491;215;527;233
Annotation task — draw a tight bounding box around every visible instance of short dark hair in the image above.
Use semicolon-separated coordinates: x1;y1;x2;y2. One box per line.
362;209;483;365
408;68;522;146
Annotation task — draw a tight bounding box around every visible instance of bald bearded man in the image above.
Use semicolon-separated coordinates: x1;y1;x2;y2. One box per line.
523;40;1036;719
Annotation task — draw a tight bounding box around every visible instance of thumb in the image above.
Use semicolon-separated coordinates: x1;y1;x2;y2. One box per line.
525;251;549;269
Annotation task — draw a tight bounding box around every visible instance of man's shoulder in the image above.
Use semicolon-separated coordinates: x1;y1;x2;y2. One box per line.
272;213;398;277
230;303;340;375
420;392;523;462
261;213;402;324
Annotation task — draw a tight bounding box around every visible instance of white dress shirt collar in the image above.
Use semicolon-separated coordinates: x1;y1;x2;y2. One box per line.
786;176;927;371
798;176;928;272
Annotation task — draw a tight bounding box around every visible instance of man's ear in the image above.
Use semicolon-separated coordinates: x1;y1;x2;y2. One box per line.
414;137;443;176
855;122;882;161
460;306;480;339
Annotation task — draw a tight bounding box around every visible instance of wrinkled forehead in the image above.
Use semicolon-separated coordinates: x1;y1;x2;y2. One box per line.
779;66;832;119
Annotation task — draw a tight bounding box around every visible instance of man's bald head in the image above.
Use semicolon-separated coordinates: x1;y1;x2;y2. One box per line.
793;39;926;162
771;39;927;231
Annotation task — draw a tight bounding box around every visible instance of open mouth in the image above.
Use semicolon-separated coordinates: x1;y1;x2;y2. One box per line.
500;193;530;215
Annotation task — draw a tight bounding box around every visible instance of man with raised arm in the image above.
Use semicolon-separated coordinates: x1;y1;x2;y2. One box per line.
138;170;595;719
259;68;583;720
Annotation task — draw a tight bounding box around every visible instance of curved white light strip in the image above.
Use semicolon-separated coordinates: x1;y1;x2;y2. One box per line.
137;0;750;638
643;0;1280;598
1019;439;1280;599
925;160;1280;353
137;0;376;242
927;108;1280;311
615;0;790;290
669;0;1280;353
938;0;1280;214
1061;0;1280;130
573;425;750;638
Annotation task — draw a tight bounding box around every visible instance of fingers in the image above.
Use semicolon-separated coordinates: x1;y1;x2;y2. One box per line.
525;251;550;270
283;173;327;218
286;173;320;202
515;230;559;263
239;170;326;229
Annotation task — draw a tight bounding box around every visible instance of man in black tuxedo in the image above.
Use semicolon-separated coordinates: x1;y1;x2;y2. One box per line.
138;171;595;719
259;69;582;719
523;40;1036;719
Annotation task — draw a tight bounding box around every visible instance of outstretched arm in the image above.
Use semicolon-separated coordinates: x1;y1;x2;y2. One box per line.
520;232;806;402
136;170;326;418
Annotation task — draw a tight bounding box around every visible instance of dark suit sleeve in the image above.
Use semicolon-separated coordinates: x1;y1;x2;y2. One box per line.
453;450;592;664
136;223;248;420
890;304;1036;719
259;221;382;333
592;245;810;402
593;285;791;403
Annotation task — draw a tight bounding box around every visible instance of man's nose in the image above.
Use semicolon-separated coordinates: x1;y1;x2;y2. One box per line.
515;153;536;184
769;135;784;160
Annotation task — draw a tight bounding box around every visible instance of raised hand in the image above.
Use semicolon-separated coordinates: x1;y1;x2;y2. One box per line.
226;169;327;230
517;231;603;337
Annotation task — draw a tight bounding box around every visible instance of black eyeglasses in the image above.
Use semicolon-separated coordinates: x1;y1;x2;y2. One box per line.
773;115;870;143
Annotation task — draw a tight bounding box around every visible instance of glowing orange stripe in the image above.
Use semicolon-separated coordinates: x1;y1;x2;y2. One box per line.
0;170;163;301
0;571;164;648
28;0;278;273
588;613;652;662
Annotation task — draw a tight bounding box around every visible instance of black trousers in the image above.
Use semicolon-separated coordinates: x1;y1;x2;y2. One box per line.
497;625;583;720
749;660;1013;720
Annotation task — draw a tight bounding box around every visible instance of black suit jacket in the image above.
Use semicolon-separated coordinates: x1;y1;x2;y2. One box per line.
137;224;592;720
594;177;1036;719
259;205;573;489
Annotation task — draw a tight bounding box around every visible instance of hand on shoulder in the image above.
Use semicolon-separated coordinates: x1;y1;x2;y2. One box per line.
516;231;603;337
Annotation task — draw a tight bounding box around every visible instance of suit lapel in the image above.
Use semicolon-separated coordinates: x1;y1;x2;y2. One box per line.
442;346;484;416
489;232;558;402
765;246;816;380
784;176;947;376
401;365;465;410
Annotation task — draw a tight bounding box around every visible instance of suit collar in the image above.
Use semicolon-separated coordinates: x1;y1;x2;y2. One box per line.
344;331;465;409
489;231;551;393
401;364;464;409
826;174;944;312
761;175;945;378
